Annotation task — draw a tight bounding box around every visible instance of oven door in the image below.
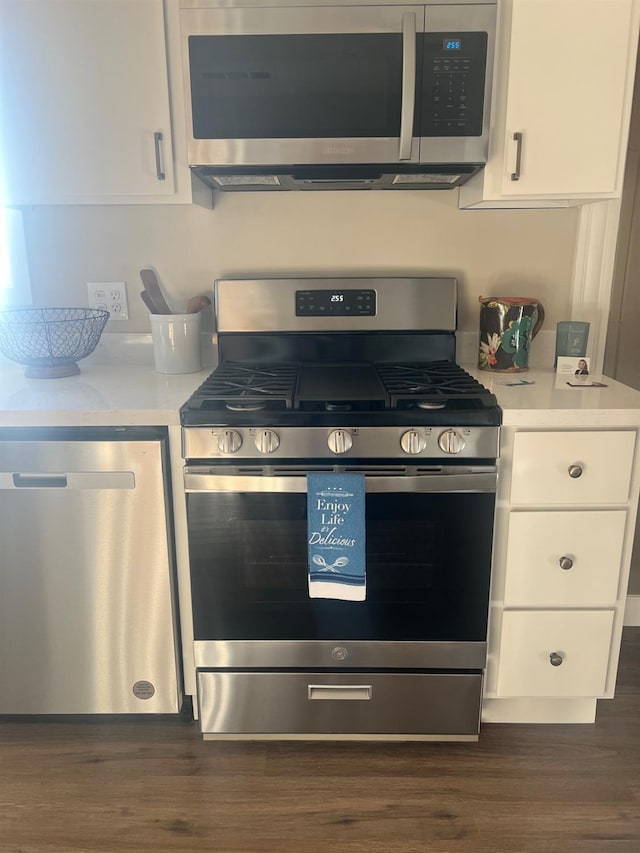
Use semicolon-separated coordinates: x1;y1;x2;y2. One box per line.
185;465;496;670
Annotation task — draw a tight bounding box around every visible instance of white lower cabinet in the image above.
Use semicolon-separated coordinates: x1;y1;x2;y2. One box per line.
496;610;615;698
503;511;626;607
484;427;640;723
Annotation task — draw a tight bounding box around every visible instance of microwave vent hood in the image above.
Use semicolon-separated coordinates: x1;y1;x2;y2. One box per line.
190;164;483;192
181;0;496;192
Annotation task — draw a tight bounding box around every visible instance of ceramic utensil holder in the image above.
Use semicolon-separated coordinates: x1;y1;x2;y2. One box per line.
150;312;202;374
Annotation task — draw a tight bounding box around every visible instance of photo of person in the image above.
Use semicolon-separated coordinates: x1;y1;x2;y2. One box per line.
555;356;594;382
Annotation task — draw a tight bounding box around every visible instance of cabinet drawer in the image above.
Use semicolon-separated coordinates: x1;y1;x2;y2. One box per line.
510;431;636;505
197;671;482;737
503;510;626;606
496;610;614;697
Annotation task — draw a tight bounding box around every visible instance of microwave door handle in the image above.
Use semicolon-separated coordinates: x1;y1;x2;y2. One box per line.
399;12;417;161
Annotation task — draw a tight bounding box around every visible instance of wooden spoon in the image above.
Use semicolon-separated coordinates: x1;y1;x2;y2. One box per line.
186;295;211;313
140;268;172;314
140;290;157;313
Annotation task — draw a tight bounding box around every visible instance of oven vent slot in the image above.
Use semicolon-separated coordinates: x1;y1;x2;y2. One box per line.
343;466;407;475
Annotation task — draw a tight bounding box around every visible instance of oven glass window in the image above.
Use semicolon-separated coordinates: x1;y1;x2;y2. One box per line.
188;34;404;139
188;490;494;642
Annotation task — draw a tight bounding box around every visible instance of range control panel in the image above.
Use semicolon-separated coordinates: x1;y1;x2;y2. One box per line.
420;31;488;137
296;289;376;317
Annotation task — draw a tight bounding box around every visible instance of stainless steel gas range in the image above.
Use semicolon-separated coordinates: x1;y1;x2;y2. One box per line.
181;277;501;741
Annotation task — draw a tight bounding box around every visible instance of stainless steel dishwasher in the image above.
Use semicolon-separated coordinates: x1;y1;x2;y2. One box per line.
0;427;182;714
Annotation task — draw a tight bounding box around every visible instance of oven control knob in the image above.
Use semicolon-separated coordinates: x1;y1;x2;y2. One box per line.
255;429;280;454
438;429;466;455
400;430;427;455
328;429;353;454
217;429;243;454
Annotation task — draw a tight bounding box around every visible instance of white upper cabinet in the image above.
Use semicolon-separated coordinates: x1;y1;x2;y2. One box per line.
0;0;206;205
460;0;640;208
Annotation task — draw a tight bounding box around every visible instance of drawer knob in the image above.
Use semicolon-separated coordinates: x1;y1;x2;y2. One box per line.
549;652;564;667
568;464;583;479
559;556;574;570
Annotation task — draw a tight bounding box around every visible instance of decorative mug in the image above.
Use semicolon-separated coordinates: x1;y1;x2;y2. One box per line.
478;296;545;372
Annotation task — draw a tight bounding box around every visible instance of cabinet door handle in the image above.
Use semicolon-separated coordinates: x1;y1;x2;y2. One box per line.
154;131;166;181
510;131;523;181
559;556;574;570
568;464;583;479
549;652;564;667
398;12;417;161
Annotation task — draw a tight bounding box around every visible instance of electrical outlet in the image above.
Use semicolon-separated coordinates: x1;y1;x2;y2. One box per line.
87;282;129;320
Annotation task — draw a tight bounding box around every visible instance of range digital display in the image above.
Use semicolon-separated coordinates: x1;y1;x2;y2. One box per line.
296;289;376;317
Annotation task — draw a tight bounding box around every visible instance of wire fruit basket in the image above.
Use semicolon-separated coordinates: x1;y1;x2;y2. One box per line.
0;307;109;378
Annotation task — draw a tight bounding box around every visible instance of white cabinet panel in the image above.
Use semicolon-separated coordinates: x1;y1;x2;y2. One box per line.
500;0;633;196
459;0;640;207
0;0;176;204
510;431;636;505
503;510;626;606
496;610;615;697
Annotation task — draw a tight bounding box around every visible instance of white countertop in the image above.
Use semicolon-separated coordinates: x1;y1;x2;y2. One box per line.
0;334;213;427
2;335;640;429
465;365;640;427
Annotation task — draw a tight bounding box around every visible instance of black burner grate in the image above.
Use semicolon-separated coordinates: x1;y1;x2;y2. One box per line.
377;361;496;408
187;362;299;410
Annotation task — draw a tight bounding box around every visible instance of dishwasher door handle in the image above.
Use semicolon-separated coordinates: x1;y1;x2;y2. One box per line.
13;473;68;488
5;472;135;489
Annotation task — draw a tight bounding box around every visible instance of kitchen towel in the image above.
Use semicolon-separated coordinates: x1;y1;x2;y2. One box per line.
307;473;366;601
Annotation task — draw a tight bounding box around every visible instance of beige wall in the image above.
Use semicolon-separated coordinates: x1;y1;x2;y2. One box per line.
22;189;578;333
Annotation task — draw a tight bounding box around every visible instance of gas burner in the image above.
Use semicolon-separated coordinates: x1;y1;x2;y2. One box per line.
225;401;267;412
325;401;352;412
416;400;447;410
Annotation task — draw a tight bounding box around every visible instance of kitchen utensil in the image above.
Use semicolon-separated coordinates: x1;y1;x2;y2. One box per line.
478;296;545;373
186;295;211;314
150;312;202;374
140;268;172;315
0;307;109;378
140;290;158;313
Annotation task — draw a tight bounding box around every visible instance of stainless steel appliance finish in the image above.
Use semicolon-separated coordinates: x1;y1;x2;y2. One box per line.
183;427;499;461
180;0;496;191
0;427;182;714
198;671;483;740
214;277;457;333
182;276;500;740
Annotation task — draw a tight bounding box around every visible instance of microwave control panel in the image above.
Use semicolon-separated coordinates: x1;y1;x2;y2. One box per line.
420;32;488;137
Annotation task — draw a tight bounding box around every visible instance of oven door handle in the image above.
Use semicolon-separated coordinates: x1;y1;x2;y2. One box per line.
184;469;497;494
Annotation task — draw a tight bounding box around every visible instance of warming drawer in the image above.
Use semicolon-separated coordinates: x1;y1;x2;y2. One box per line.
197;670;483;740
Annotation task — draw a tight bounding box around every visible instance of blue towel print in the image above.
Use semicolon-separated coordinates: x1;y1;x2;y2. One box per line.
307;473;366;601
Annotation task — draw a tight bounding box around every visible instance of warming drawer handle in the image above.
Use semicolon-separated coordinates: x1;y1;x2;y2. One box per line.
308;685;372;701
399;12;417;161
13;473;68;488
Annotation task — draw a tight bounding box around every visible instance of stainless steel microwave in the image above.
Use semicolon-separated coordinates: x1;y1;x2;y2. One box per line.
179;0;496;191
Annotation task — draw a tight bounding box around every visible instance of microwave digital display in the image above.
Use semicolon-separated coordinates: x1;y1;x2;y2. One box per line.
444;39;462;50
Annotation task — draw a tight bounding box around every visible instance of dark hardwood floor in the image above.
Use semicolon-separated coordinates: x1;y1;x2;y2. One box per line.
2;630;640;853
